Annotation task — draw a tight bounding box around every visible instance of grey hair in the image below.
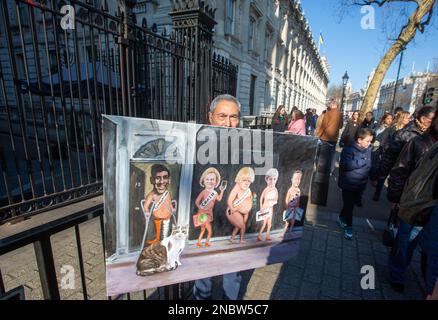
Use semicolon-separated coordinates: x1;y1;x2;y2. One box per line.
209;94;241;113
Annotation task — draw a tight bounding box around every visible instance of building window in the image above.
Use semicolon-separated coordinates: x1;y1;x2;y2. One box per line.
264;32;272;63
265;80;271;111
249;75;257;115
225;0;236;35
249;17;256;51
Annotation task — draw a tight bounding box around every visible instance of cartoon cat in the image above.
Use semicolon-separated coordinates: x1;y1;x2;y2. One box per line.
136;242;168;276
161;225;188;270
136;224;188;276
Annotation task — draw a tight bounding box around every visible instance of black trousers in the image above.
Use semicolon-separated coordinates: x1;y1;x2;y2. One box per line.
374;178;385;198
340;189;361;227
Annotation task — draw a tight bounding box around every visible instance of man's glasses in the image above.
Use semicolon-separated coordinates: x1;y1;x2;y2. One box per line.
214;113;240;121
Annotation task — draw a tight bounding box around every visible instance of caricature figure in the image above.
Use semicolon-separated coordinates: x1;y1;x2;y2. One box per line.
284;170;303;235
142;164;175;245
194;168;226;247
226;167;255;244
257;169;279;241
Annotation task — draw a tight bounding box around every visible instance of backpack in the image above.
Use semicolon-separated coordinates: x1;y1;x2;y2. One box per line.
398;142;438;226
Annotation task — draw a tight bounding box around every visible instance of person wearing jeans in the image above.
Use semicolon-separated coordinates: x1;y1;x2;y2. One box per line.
193;272;243;300
420;204;438;299
387;219;422;292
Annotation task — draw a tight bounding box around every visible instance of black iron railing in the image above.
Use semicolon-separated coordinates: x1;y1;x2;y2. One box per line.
0;0;238;223
0;200;193;300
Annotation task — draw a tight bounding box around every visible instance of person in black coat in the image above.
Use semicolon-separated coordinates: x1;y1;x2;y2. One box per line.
387;113;438;204
387;113;438;293
338;128;374;240
339;111;361;148
361;112;378;131
371;114;394;201
376;106;436;180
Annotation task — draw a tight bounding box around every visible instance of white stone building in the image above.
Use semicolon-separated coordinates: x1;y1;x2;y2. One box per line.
134;0;329;116
376;72;434;119
345;71;437;120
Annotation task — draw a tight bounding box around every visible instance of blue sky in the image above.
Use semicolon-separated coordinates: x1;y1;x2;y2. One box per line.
300;0;438;91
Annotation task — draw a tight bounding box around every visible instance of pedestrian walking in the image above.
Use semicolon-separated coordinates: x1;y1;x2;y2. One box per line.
376;107;436;182
361;112;378;131
337;128;374;240
387;112;438;293
371;113;394;201
315;100;343;174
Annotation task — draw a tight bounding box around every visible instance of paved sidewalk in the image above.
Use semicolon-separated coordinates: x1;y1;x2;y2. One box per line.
0;210;426;300
241;214;426;300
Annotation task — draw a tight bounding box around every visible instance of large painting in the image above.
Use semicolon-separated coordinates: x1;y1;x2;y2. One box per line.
103;116;318;296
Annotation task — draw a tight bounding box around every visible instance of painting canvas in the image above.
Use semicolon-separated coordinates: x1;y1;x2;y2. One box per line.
103;116;318;296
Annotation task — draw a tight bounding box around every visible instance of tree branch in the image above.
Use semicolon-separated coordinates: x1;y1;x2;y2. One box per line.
353;0;420;7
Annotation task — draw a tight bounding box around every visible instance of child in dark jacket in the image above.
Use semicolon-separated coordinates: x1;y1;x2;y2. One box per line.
338;128;374;240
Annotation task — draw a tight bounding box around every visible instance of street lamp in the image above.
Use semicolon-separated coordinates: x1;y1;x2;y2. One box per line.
340;71;349;113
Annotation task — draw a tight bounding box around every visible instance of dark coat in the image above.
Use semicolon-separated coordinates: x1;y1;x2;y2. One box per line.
361;119;378;131
376;121;424;179
376;125;394;148
338;144;372;192
340;120;360;147
271;116;288;132
387;132;438;203
371;126;393;177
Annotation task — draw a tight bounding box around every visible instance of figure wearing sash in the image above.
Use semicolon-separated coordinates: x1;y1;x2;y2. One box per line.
194;168;227;247
142;164;175;245
226;167;255;244
257;169;279;241
284;170;303;236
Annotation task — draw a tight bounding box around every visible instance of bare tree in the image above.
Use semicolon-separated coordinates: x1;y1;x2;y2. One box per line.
341;0;437;116
327;83;344;102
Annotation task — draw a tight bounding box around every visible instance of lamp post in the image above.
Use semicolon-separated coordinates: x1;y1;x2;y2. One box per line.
340;71;349;113
390;48;405;113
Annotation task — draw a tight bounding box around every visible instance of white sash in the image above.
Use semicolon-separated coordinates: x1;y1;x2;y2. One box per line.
200;190;217;209
233;189;251;207
152;191;169;212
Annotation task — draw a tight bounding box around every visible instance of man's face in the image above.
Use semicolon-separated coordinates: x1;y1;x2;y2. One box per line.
209;100;240;128
366;113;373;122
152;171;170;194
